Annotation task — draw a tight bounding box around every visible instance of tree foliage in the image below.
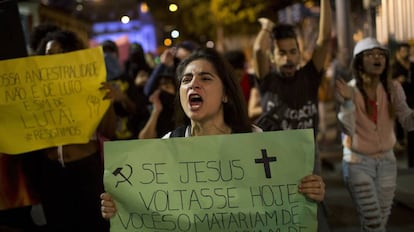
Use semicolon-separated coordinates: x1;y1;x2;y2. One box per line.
210;0;267;25
146;0;304;43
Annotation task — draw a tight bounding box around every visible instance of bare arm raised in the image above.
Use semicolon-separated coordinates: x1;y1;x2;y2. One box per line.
252;0;332;78
311;0;332;72
252;18;275;79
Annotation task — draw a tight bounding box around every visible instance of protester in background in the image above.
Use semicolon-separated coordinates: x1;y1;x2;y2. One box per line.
36;30;84;55
252;0;332;174
138;72;176;139
124;42;152;81
105;42;153;140
336;37;414;232
224;49;256;103
29;23;61;55
100;72;150;140
224;49;262;121
102;40;123;81
252;1;332;231
136;41;198;139
143;40;198;97
35;29;116;232
391;42;414;168
0;23;63;232
101;47;326;219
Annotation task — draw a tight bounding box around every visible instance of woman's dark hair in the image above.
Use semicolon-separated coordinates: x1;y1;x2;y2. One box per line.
36;30;85;55
29;23;61;52
125;42;152;79
396;42;410;50
224;50;246;70
175;47;252;133
352;51;394;117
102;40;118;55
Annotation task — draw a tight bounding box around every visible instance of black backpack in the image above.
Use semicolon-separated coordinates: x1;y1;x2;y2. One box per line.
169;126;187;137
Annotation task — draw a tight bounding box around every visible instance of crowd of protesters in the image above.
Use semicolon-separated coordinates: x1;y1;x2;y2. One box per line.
2;0;414;230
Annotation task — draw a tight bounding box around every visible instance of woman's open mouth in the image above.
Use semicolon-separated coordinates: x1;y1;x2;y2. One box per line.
189;93;203;110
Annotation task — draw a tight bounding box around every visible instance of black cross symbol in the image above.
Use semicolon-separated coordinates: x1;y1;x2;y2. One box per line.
254;149;277;178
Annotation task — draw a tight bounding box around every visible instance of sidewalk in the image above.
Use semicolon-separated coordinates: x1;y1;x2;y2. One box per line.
395;168;414;209
319;141;414;232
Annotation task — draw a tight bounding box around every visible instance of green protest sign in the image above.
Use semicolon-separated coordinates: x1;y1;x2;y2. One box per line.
104;129;316;232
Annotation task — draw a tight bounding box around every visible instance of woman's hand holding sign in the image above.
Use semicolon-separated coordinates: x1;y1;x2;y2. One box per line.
101;192;117;219
298;174;325;202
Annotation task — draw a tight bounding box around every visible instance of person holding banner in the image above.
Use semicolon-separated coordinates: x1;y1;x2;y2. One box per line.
101;47;326;220
252;0;331;175
34;29;116;232
336;37;414;232
252;1;332;230
36;29;85;55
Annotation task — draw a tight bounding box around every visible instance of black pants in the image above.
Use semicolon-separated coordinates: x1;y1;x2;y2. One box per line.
407;131;414;168
0;206;45;232
38;152;109;232
395;120;405;144
317;201;331;232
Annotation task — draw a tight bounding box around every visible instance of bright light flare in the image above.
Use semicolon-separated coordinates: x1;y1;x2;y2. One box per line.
75;4;83;11
121;16;130;24
171;30;179;39
169;4;178;12
140;2;149;13
206;41;215;48
164;38;172;46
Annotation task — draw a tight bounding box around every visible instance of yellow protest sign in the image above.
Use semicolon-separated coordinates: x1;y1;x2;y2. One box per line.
104;129;317;232
0;47;109;154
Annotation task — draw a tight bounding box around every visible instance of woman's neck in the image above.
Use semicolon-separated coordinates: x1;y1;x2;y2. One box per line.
363;74;380;88
190;120;231;136
362;74;380;100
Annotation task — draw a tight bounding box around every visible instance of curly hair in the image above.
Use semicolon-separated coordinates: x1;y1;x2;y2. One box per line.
36;29;85;55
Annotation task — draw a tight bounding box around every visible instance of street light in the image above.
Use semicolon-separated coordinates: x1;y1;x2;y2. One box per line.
169;3;178;12
121;15;130;24
206;41;214;48
171;29;179;39
140;2;149;13
164;38;172;46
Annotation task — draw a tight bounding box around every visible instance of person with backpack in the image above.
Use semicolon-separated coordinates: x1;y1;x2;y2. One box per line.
100;47;326;219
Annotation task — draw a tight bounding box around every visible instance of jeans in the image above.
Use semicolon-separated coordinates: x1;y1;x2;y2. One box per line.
342;149;397;232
